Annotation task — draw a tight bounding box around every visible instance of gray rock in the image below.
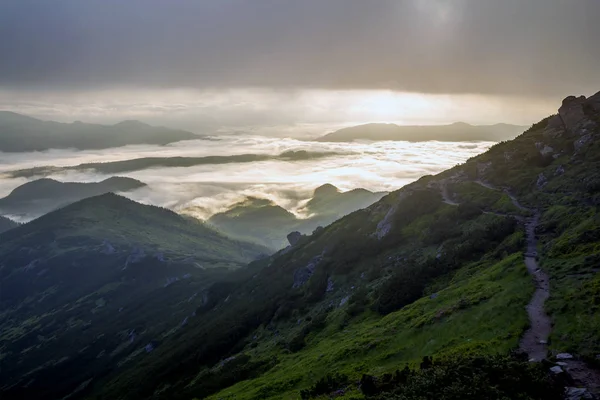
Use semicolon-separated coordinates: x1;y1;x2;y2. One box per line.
375;205;396;239
556;353;574;360
430;293;439;299
292;255;322;288
535;142;554;156
555;165;565;176
536;173;548;189
559;95;591;135
556;362;568;366
326;277;334;292
550;366;563;374
145;342;155;353
287;231;302;246
574;133;593;151
339;295;350;307
565;387;593;400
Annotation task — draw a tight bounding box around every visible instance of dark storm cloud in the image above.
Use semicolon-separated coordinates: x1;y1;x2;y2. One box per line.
0;0;598;96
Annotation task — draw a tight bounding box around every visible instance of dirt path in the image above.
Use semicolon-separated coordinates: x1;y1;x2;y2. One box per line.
519;212;552;362
472;181;552;359
438;179;600;396
470;180;600;395
440;182;459;206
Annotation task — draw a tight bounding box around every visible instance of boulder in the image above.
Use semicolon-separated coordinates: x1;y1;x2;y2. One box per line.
559;96;589;134
550;366;563;374
556;353;574;360
565;387;593;400
287;231;302;246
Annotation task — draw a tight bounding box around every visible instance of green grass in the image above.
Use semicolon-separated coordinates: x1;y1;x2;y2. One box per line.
208;254;532;400
449;182;526;216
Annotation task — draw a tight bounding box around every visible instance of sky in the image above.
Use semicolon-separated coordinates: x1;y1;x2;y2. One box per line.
1;0;599;131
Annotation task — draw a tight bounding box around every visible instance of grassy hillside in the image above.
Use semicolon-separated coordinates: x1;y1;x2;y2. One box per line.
0;194;268;400
82;92;600;400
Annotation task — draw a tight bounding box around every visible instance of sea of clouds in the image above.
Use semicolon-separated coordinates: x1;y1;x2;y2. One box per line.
0;136;493;221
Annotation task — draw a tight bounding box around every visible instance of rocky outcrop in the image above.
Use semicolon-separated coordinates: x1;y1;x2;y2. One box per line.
287;231;302;246
565;387;594;400
559;94;599;136
326;277;334;292
535;142;554;156
536;173;548;189
292;255;322;288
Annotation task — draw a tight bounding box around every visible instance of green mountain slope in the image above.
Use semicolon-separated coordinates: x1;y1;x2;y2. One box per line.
317;122;526;142
0;194;268;400
79;91;600;400
0;111;199;152
0;177;146;220
207;185;387;249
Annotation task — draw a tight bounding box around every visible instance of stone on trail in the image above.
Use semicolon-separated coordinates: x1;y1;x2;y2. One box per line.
557;353;574;360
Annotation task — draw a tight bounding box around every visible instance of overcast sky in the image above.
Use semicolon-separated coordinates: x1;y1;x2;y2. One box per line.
0;0;598;130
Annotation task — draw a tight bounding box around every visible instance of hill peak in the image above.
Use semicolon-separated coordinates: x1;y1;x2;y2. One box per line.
313;183;340;197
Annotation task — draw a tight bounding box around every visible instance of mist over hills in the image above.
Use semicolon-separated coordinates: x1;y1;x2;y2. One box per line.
0;111;200;152
0;215;18;233
2;91;599;399
317;122;526;142
207;184;387;249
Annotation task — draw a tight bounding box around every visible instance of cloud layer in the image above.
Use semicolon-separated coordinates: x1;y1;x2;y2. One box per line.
0;136;493;221
1;0;598;97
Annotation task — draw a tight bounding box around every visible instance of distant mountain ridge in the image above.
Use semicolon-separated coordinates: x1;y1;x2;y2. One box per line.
317;122;526;142
8;150;343;178
0;111;199;152
0;177;146;220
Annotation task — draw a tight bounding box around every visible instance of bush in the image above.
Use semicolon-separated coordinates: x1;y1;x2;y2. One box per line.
369;355;562;400
300;373;349;399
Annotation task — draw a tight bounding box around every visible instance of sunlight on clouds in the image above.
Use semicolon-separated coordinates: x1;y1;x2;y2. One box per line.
0;89;555;131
